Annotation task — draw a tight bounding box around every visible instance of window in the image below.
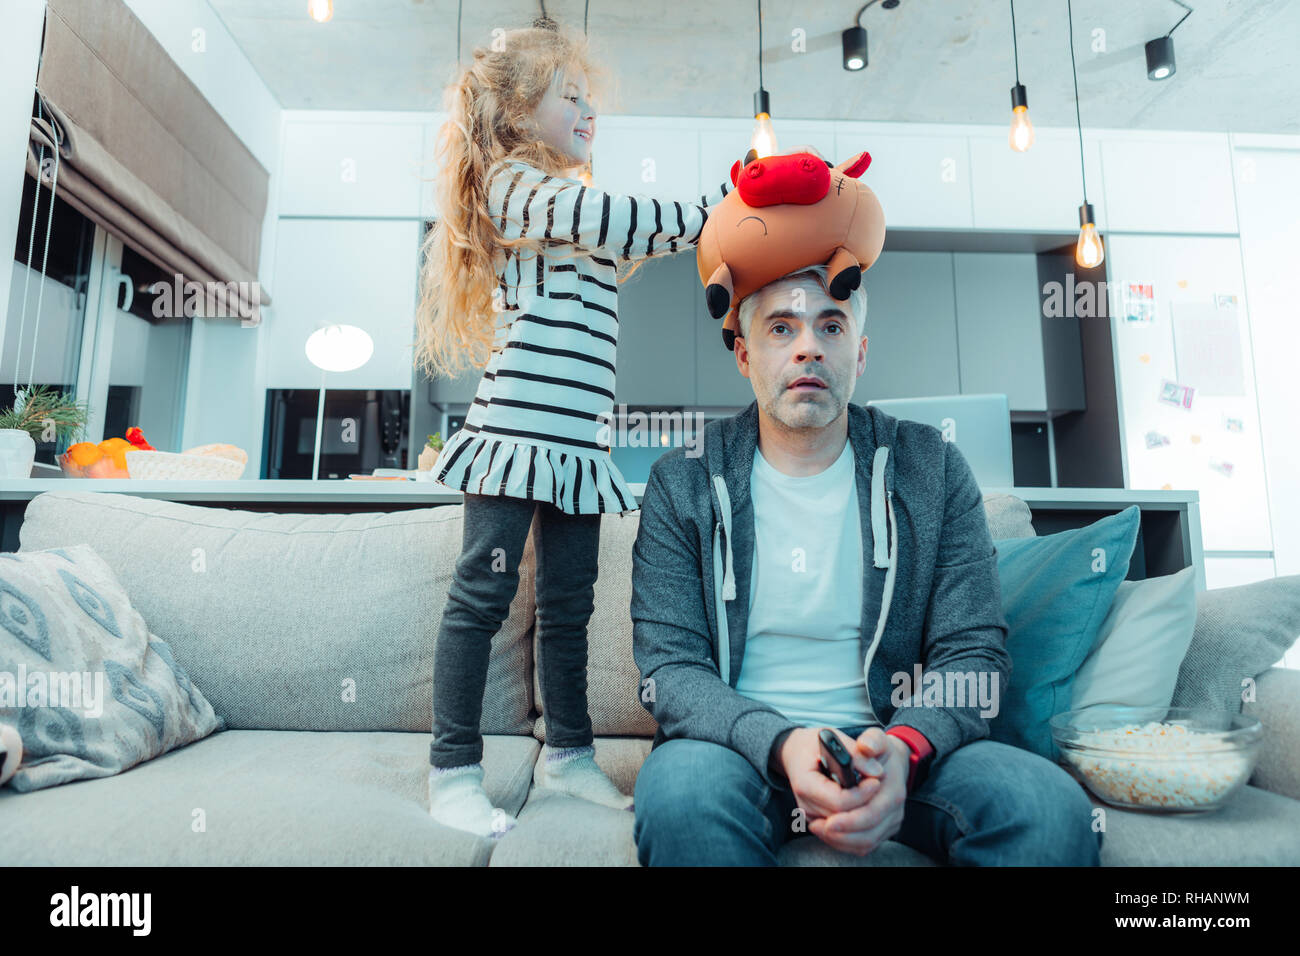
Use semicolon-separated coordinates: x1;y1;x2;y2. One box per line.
6;173;94;466
7;173;193;466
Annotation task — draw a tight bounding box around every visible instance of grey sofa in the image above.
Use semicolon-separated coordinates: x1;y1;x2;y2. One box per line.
3;489;1298;866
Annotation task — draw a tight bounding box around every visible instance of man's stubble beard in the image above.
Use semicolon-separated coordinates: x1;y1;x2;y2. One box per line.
754;366;851;432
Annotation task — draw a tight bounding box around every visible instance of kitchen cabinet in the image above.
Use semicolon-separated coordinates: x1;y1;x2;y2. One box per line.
615;252;698;405
853;251;962;402
953;251;1051;412
968;130;1107;232
591;118;703;200
1100;135;1238;234
836;128;973;229
279;115;426;218
694;268;759;408
267;219;422;389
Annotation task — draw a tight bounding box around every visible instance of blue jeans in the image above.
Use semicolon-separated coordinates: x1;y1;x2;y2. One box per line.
633;726;1103;866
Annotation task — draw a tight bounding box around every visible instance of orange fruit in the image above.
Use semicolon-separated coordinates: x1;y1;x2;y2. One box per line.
96;438;130;471
66;442;101;467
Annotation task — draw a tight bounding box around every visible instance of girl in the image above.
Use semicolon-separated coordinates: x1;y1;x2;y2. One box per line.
414;22;732;838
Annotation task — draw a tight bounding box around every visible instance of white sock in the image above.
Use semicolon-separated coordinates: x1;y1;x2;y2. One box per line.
534;744;634;811
427;763;517;839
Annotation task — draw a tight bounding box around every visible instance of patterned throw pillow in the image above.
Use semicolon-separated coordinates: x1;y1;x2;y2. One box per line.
0;544;224;791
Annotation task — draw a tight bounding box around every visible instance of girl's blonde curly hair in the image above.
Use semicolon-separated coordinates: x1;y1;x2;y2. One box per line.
414;23;648;382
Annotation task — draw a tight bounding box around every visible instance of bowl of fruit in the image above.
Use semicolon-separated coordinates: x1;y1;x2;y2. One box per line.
59;428;149;479
60;428;248;480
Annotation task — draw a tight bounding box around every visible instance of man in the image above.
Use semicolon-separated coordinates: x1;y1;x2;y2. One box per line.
630;264;1102;866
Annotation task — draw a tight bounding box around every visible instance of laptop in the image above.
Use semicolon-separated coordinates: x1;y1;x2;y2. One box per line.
864;393;1015;489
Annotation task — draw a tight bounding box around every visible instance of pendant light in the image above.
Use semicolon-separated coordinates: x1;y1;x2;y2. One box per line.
1146;0;1191;80
308;0;333;23
842;2;902;72
1067;0;1103;268
750;0;778;158
1007;0;1035;151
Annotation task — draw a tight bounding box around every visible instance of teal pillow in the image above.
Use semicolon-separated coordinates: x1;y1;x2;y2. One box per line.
987;505;1141;761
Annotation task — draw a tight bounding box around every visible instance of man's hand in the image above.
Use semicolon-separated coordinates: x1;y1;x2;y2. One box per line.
777;727;884;835
780;727;910;857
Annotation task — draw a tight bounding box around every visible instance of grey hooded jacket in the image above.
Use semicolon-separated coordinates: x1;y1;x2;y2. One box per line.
630;400;1013;790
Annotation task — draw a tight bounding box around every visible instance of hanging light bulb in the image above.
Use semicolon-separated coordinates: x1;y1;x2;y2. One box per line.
1009;85;1035;152
1067;0;1102;269
750;90;778;159
309;0;333;23
1076;202;1104;268
1007;2;1034;152
749;3;778;159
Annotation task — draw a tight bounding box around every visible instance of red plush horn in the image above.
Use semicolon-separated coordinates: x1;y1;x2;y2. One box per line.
843;151;872;178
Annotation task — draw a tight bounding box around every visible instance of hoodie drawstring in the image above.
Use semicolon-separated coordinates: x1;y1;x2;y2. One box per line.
863;445;898;717
712;474;737;601
712;474;736;685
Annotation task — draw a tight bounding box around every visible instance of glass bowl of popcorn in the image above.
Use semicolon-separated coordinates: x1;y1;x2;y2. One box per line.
1050;706;1263;813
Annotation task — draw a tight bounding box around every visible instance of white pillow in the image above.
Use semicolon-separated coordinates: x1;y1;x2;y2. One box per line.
1070;566;1197;712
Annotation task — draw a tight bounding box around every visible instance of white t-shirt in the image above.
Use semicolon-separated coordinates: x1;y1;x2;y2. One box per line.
735;439;879;728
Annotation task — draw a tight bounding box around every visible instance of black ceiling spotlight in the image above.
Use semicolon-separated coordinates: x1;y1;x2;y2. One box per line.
842;26;868;71
1147;0;1192;80
842;0;901;72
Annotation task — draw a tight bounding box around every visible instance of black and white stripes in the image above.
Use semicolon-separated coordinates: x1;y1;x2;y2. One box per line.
436;160;731;515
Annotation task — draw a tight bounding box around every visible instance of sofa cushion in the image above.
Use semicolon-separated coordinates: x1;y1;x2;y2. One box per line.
533;513;654;742
532;494;1038;743
0;729;538;865
988;506;1142;761
19;491;535;734
982;492;1036;540
0;544;223;791
1069;566;1198;713
1171;573;1300;713
1243;667;1300;802
1090;784;1300;866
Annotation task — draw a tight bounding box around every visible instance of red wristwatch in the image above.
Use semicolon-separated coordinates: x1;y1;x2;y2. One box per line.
885;726;935;793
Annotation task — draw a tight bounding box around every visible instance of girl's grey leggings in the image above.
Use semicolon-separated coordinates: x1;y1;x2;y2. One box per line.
429;491;601;769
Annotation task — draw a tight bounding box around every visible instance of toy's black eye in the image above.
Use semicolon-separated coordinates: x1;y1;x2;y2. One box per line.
824;160;833;168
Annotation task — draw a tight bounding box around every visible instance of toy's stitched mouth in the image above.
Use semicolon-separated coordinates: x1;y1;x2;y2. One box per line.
736;215;767;234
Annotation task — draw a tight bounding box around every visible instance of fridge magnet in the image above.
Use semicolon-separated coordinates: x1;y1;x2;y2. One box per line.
1225;416;1244;433
1189;434;1201;444
1122;282;1156;323
1139;353;1151;364
1144;431;1171;449
1215;293;1239;310
1208;460;1234;478
1158;379;1195;409
1160;482;1173;490
1177;279;1189;289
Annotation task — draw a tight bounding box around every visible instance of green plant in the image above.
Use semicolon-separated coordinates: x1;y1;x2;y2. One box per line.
0;386;89;444
426;432;445;452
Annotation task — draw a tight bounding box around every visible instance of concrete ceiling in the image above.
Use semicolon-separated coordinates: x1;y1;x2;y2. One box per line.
207;0;1300;134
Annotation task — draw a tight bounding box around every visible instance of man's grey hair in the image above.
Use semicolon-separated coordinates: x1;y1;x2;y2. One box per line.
735;263;868;342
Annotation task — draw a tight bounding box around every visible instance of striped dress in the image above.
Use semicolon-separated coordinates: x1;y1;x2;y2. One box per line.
434;159;731;515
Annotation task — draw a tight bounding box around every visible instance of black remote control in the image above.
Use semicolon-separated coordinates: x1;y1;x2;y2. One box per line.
817;728;862;788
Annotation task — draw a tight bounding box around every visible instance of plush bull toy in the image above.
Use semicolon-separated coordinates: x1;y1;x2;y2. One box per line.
697;148;887;350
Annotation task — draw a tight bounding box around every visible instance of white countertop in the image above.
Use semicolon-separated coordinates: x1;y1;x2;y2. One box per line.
0;477;1198;508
